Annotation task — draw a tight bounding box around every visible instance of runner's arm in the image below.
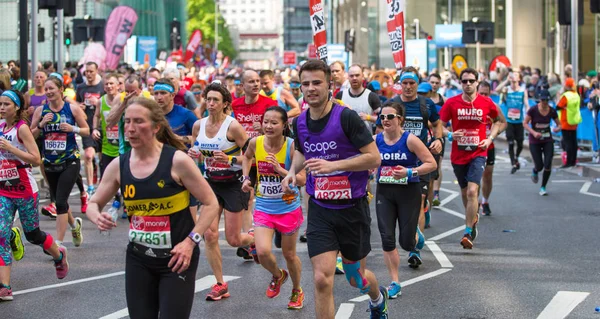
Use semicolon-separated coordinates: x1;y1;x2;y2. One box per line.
86;158;121;230
30;106;44;138
489;104;507;139
71;104;91;137
106;99;127;128
6;124;41;166
282;89;300;118
406;134;437;175
289;141;306;187
228;120;249;165
242;138;257;177
522;114;537;136
93;99;101;131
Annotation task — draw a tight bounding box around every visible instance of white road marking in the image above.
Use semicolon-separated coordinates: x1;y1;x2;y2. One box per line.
99;275;241;319
579;181;600;198
428;225;465;241
436;206;466;219
335;303;356;319
495;155;511;163
219;227;225;232
425;241;453;268
349;269;452;302
438;187;460;207
551;180;587;183
13;271;125;296
536;291;590;319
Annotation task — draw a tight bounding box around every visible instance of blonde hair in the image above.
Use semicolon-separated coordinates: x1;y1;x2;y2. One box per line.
127;97;186;151
0;69;11;91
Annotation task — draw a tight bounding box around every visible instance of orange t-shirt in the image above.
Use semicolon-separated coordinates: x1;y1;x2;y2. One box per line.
556;95;578;130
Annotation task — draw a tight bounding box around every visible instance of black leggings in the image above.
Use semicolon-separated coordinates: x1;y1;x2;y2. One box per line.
375;183;421;252
506;123;524;165
530;141;554;187
125;245;199;319
45;160;81;215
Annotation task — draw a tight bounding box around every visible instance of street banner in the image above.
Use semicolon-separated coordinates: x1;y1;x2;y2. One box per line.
307;43;317;59
137;36;157;67
489;55;511;73
451;54;468;75
309;0;327;63
104;6;138;70
184;30;203;62
386;0;406;72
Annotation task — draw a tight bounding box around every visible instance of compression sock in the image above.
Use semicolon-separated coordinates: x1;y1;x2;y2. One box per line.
54;252;63;263
542;170;551;188
465;226;473;235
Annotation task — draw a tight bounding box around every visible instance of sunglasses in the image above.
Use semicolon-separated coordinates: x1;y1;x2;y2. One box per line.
379;114;401;121
461;79;477;84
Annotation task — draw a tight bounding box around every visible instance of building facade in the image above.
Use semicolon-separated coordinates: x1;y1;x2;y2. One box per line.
283;0;313;58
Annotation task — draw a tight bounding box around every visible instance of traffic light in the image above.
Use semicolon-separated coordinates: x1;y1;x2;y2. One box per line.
345;29;355;53
38;24;45;42
64;31;71;47
410;19;420;39
170;19;181;50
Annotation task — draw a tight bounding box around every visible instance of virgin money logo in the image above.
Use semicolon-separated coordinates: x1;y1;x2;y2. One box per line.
316;178;328;190
132;216;145;230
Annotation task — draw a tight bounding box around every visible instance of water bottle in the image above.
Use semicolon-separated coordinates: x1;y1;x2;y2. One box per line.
100;200;121;236
192;141;200;164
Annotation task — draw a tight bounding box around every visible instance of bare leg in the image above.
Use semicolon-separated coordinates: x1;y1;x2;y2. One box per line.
311;251;337;319
382;249;400;283
204;208;224;283
281;231;302;290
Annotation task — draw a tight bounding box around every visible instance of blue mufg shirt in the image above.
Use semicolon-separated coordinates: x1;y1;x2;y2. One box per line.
376;131;419;184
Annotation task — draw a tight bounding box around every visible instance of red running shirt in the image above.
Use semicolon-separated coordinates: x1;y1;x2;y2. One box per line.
231;95;278;138
440;94;499;165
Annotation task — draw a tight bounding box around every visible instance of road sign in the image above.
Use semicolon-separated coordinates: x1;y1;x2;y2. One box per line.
283;51;297;65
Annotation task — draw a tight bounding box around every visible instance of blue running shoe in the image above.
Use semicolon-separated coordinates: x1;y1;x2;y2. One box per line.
408;250;422;269
369;286;389;318
539;187;548;196
416;227;425;250
387;282;401;299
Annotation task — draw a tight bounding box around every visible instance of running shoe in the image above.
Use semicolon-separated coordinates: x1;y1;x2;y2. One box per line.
387;281;401;299
511;162;520;174
80;192;88;214
248;229;259;264
460;233;474;249
206;282;230;301
71;217;83;247
10;227;24;261
0;284;13;301
299;229;307;243
531;170;539;184
416;227;425;250
287;288;305;310
481;203;492;216
471;218;479;241
274;231;282;249
54;246;69;279
236;246;254;261
432;194;441;206
539;187;548;196
266;269;289;298
408;251;422;269
335;256;345;274
369;286;389;319
41;203;57;218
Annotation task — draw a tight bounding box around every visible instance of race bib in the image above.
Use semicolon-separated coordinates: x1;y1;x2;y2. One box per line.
106;126;119;144
259;181;284;198
457;130;480;151
45;133;67;151
129;215;172;250
378;166;407;185
535;126;551;139
404;117;423;136
507;108;521;120
314;175;352;200
0;161;19;182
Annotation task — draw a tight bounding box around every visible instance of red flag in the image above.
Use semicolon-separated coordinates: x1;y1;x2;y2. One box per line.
309;0;327;63
184;30;203;62
386;0;406;72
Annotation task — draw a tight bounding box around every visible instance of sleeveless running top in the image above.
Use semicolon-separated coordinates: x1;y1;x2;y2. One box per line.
254;136;300;214
41;103;79;164
0;120;38;198
28;89;47;109
376;131;419;184
196;116;242;182
503;87;526;124
262;87;287;110
101;95;120;157
120;145;194;258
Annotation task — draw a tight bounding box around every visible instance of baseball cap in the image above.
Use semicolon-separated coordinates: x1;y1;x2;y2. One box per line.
368;81;381;91
565;77;575;88
587;70;598;78
538;89;551;100
417;82;432;93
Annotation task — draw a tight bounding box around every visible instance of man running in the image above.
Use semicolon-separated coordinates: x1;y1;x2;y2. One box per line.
429;73;446;206
162;67;199;113
76;61;104;195
498;72;528;174
336;64;382;133
283;60;389;318
440;68;506;249
330;61;350;98
259;70;300;119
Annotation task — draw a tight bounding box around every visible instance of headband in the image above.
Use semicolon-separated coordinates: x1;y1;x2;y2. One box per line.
153;83;175;93
1;91;21;108
49;72;64;84
400;72;419;83
289;82;301;89
234;79;241;85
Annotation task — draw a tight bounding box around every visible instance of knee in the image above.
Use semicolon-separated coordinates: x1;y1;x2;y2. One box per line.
56;202;69;215
225;233;243;247
379;234;396;252
24;228;46;245
282;249;297;262
466;186;479;199
342;261;369;293
203;229;219;245
399;236;414;252
313;270;333;292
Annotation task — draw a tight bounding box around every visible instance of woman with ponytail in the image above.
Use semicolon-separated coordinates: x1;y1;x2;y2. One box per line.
0;89;69;301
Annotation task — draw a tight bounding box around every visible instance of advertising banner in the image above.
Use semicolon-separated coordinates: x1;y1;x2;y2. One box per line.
104;6;138;70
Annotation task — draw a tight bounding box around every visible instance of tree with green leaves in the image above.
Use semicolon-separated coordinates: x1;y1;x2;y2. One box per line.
187;0;237;60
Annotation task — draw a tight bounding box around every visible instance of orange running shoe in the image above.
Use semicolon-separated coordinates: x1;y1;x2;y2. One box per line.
287;288;304;310
266;269;288;298
206;282;230;301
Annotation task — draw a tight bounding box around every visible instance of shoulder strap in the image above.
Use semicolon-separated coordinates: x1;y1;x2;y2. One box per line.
418;95;429;125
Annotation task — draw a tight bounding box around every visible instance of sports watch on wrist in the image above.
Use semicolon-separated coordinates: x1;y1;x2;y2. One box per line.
188;232;202;245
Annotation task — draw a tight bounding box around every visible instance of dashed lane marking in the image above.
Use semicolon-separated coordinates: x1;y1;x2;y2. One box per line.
536;291;590;319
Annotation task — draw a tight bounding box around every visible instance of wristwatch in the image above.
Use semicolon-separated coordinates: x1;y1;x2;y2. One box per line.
188;232;202;245
230;156;238;165
242;175;251;183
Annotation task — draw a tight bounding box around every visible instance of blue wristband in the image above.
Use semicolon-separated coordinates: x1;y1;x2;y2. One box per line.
447;132;453;142
406;168;412;179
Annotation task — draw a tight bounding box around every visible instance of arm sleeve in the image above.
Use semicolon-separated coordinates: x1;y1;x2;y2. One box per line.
368;92;382;111
186;110;197;132
184;91;199;110
426;98;440;122
335;91;343;100
75;88;83;103
341;108;374;150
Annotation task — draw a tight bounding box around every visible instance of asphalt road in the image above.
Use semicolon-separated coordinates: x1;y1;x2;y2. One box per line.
3;144;600;319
